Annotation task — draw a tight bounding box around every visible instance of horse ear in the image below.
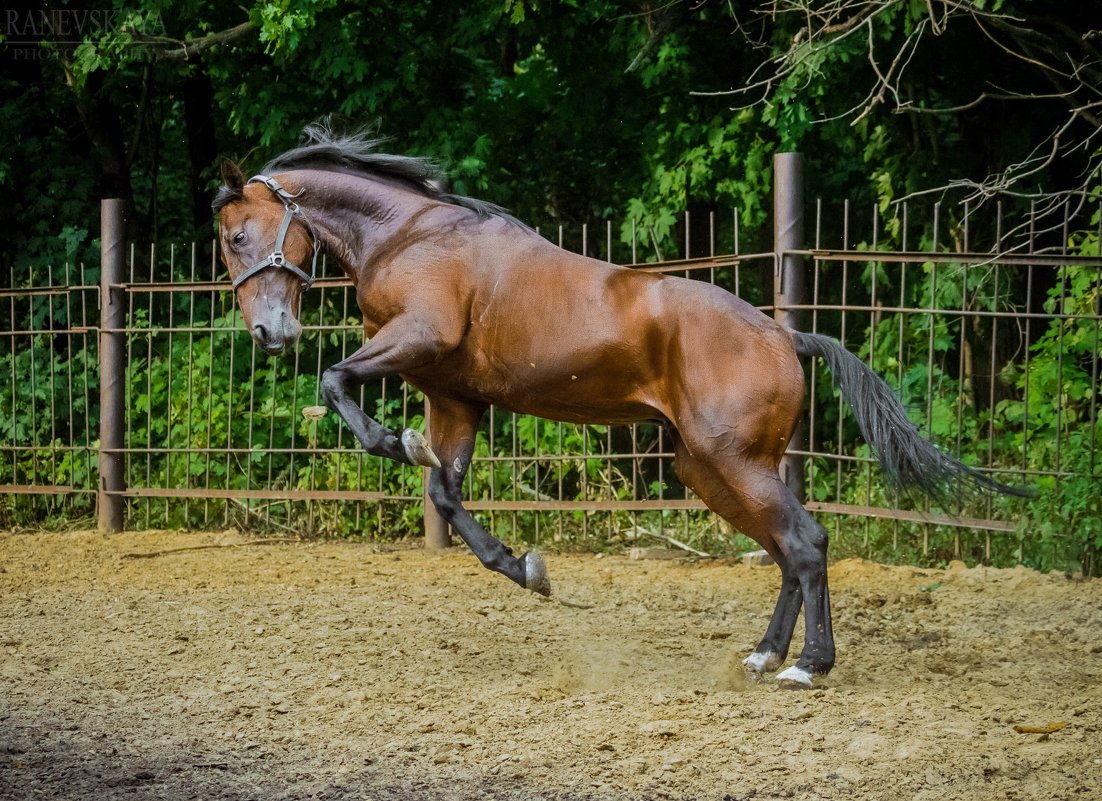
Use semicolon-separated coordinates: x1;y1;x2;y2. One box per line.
220;160;245;190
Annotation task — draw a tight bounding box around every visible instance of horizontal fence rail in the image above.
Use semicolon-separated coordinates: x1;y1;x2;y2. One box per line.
3;162;1100;568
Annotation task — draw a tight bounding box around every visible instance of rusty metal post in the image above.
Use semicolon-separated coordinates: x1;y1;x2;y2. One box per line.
98;199;127;533
422;399;451;550
773;152;807;501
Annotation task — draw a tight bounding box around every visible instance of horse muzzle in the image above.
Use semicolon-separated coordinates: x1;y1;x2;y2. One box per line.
251;315;302;356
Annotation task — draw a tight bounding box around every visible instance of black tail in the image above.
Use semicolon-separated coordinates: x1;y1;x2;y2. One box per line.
793;331;1032;505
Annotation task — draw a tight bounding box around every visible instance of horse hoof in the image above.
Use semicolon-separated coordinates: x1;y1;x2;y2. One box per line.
521;551;551;597
776;665;814;690
302;405;328;421
401;428;441;468
742;650;780;680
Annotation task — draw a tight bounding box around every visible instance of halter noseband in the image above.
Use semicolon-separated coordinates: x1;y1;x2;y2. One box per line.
230;174;320;291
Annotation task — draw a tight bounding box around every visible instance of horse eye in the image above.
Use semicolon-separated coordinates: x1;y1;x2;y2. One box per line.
232;231;246;246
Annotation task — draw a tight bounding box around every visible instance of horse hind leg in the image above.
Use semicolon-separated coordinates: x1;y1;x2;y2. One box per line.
744;561;802;679
772;499;834;689
674;438;834;688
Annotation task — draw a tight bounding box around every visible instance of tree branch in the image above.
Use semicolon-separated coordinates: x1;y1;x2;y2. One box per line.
124;63;152;170
147;20;256;62
697;1;1101;206
896;88;1079;115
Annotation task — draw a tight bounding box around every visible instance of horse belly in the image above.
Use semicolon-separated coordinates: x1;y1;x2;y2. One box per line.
418;338;660;425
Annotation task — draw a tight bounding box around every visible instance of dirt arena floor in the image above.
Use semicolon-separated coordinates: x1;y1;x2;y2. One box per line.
1;529;1100;800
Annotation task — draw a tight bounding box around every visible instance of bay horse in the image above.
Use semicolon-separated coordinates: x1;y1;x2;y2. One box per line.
214;124;1023;689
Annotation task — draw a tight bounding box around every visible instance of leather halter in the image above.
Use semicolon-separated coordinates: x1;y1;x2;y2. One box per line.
230;175;320;291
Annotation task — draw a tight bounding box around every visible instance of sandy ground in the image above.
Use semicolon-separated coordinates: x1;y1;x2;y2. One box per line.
1;529;1100;801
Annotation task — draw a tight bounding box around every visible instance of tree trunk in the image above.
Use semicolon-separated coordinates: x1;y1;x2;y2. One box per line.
69;71;133;214
183;70;218;233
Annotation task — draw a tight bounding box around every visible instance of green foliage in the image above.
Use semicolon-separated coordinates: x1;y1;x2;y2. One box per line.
0;301;98;527
801;208;1102;575
4;0;1100;571
115;287;426;535
996;226;1102;575
9;1;1090;264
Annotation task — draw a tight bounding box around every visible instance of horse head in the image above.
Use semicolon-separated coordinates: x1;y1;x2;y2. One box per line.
214;160;318;355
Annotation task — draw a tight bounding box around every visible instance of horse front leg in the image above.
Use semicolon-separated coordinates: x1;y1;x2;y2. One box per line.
320;321;445;468
426;395;551;596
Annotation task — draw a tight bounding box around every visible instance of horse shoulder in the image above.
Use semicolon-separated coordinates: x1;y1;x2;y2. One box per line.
355;251;476;349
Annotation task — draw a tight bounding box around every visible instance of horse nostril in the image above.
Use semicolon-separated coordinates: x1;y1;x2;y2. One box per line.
280;313;302;346
253;324;270;345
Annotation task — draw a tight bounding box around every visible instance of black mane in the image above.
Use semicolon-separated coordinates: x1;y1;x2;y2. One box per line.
212;122;527;229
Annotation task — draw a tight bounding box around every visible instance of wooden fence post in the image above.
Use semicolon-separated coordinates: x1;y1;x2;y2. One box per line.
422;398;451;550
773;152;807;502
98;199;127;533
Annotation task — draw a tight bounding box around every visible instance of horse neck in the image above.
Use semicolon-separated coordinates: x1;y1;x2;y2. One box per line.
293;170;432;279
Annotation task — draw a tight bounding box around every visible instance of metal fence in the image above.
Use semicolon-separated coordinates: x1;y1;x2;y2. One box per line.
3;155;1100;565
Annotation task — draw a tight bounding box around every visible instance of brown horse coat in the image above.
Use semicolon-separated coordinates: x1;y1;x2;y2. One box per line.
215;127;1023;688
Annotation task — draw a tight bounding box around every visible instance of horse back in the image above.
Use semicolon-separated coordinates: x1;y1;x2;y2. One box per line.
379;227;801;426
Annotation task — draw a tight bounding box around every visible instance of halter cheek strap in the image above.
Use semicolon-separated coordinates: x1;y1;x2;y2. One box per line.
231;175;320;291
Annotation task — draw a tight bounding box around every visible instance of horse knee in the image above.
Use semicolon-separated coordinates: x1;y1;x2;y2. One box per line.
321;367;345;406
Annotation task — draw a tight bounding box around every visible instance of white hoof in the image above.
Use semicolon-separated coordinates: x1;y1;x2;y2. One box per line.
522;551;551;597
401;428;441;468
776;665;814;690
742;650;781;680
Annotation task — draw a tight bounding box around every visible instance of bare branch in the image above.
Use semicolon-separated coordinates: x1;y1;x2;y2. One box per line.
691;0;897;99
896;88;1079;115
973;15;1075;80
694;0;1101;207
850;16;925;125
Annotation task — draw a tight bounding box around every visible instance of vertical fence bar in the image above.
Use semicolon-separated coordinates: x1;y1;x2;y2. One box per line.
98;199;127;533
773;152;806;500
